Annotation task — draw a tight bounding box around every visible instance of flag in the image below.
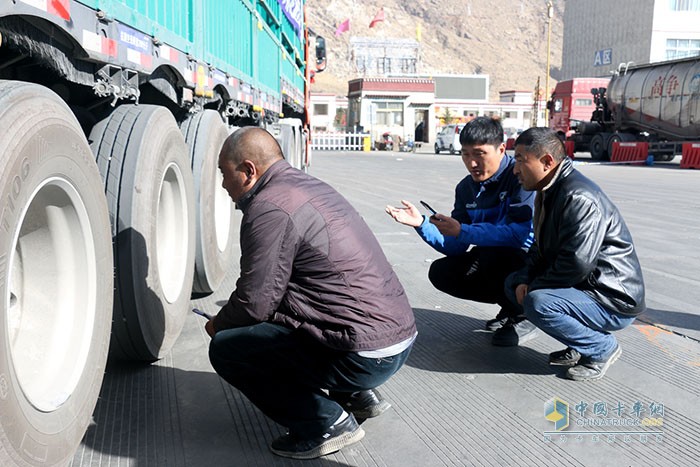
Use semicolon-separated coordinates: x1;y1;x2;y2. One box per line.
369;8;384;28
335;18;350;37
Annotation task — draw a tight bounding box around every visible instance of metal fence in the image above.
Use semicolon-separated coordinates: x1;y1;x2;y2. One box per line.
311;132;369;151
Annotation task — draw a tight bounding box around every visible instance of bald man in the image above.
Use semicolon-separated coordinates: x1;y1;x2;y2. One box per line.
206;128;416;459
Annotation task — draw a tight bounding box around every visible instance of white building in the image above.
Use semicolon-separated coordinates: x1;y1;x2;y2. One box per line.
308;93;348;132
561;0;700;79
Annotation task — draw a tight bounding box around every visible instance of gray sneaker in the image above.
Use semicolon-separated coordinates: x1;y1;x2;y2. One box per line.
566;345;622;381
491;318;539;346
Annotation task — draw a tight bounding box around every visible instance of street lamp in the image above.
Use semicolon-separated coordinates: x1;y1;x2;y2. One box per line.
544;1;553;125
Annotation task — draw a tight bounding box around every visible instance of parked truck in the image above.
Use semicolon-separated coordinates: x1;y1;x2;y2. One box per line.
0;1;325;464
549;56;700;161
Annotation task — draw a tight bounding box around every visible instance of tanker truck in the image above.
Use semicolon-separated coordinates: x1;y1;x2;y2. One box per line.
0;1;325;464
549;55;700;161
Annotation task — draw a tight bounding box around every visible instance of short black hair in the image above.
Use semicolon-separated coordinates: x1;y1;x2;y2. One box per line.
459;116;504;147
514;127;566;162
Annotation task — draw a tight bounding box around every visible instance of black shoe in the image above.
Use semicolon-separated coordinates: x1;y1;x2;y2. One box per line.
485;308;511;331
491;317;539;346
329;389;391;419
270;414;365;459
485;317;509;332
566;344;621;381
549;347;581;366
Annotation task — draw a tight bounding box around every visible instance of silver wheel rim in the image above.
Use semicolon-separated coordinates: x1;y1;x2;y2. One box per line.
157;163;189;303
8;178;97;412
214;170;231;253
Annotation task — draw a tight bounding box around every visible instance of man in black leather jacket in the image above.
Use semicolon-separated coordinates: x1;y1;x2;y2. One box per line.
506;127;645;381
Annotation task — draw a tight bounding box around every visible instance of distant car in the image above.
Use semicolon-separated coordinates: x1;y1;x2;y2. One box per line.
435;124;464;155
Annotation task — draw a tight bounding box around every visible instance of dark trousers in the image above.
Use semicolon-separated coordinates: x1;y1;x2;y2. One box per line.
428;246;526;317
208;323;412;437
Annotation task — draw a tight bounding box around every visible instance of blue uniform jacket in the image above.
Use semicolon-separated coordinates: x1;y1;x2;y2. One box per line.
416;154;535;256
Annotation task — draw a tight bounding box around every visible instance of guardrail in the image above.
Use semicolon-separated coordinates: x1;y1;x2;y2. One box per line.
311;132;370;151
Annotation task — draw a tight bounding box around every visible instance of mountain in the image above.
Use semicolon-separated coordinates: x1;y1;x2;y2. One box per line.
306;0;564;100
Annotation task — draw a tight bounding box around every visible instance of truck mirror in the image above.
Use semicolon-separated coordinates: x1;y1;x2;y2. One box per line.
315;36;327;72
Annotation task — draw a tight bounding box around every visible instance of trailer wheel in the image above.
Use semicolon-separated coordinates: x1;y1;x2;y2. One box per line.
90;105;195;361
0;81;113;465
181;110;236;294
590;134;608;161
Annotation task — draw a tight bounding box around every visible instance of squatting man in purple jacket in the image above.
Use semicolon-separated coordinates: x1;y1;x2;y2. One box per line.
204;127;417;459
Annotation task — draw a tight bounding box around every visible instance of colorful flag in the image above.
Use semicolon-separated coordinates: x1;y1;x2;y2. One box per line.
335;18;350;37
369;8;385;28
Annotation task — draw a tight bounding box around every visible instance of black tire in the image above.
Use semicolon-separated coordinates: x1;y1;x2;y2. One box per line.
434;143;440;154
449;144;455;155
0;80;113;465
181;110;236;294
607;133;622;158
590;134;608;161
90;105;195;361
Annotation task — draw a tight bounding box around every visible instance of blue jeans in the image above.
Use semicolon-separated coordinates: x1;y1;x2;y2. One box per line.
504;274;635;360
208;323;412;438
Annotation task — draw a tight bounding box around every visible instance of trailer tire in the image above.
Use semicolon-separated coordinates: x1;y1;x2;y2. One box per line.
590;134;608;161
181;110;236;294
0;80;113;466
90;105;195;361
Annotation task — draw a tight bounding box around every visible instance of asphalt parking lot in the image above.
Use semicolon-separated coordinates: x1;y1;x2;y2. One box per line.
73;149;699;467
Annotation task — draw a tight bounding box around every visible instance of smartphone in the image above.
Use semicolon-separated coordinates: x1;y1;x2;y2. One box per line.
192;308;213;320
420;200;437;215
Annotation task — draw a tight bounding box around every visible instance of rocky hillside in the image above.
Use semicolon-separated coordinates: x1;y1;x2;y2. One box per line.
306;0;564;100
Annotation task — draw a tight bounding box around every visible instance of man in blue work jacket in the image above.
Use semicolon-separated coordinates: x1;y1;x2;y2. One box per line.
386;116;537;346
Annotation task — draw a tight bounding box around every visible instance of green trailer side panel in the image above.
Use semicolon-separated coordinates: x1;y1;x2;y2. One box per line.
78;0;194;50
257;27;280;92
76;0;305;100
201;0;254;83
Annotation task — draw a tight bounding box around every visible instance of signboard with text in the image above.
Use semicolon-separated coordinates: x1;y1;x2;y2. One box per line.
594;48;612;67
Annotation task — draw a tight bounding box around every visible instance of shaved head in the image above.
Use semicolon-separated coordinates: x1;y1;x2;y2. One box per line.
220;127;284;171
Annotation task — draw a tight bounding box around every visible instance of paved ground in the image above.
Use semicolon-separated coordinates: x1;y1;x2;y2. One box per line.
72;149;699;467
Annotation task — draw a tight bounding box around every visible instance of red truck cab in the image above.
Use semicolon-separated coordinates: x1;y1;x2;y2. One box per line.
548;77;610;137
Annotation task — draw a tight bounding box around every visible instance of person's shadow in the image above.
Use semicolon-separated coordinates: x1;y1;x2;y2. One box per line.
405;308;557;376
77;360;360;467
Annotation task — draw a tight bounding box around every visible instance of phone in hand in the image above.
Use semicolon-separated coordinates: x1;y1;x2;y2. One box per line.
192;308;213;320
420;200;437;216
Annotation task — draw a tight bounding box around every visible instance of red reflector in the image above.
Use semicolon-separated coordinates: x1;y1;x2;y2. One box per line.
49;0;71;21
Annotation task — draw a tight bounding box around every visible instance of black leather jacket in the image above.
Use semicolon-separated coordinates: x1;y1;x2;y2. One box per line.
513;158;645;316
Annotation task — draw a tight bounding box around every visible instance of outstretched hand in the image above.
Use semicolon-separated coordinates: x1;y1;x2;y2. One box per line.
385;200;423;227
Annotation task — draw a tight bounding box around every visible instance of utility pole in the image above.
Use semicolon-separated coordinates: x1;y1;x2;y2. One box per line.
544;1;553;126
532;77;540;128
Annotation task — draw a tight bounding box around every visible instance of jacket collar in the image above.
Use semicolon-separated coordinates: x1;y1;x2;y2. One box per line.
542;157;574;193
236;159;289;211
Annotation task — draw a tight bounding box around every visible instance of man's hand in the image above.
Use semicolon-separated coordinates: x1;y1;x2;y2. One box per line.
515;284;529;305
385;200;424;227
430;214;461;237
205;319;216;338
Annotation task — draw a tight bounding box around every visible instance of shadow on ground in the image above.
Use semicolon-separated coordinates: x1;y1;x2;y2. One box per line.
637;307;700;334
405;308;557;376
76;361;358;467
